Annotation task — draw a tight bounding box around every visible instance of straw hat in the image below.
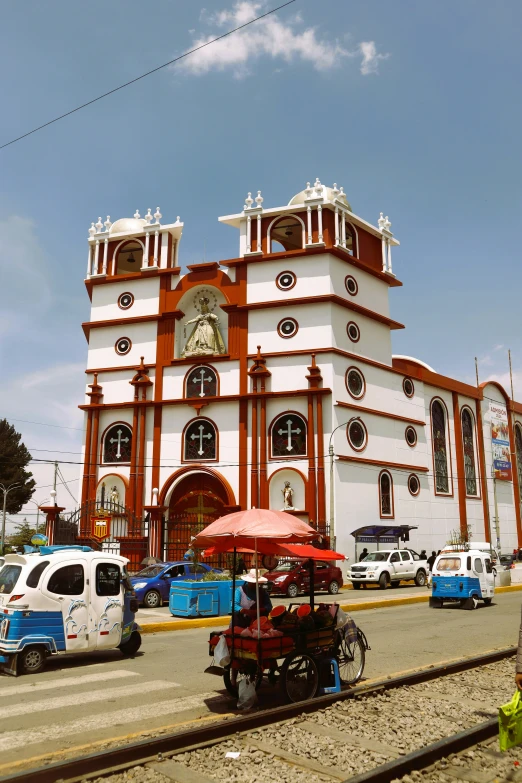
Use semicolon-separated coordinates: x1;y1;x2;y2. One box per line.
242;569;268;584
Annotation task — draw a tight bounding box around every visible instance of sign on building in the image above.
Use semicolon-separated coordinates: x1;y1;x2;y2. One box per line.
490;402;512;481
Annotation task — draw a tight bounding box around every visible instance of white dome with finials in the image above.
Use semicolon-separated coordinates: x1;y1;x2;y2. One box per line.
288;178;352;212
110;210;147;235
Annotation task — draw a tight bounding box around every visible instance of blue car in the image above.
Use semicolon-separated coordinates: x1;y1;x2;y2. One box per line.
131;562;222;608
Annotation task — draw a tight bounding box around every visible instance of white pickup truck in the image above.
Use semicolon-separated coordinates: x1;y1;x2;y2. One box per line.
346;549;428;589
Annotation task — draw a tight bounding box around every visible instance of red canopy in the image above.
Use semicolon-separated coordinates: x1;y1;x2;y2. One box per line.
202;541;345;561
192;508;318;550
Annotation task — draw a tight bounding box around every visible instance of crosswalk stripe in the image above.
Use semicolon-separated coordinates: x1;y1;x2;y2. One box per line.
0;692;226;752
0;669;139;698
0;679;180;720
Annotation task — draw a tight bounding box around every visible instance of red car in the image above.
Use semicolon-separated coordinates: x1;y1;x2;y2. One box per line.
264;559;343;598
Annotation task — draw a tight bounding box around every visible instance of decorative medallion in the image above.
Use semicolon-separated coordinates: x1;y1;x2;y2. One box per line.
276;271;297;291
118;292;134;310
115;337;132;355
91;509;112;541
277;317;299;339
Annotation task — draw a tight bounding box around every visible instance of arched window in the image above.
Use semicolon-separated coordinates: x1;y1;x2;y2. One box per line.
184;419;217;461
271;413;307;458
116;240;144;275
270;216;304;253
103;424;132;464
379;471;394;518
431;400;450;494
185;366;218;398
461;408;478;497
515;424;522;492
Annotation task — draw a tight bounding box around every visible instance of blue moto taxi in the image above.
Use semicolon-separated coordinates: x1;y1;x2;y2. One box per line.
0;545;141;675
429;547;495;610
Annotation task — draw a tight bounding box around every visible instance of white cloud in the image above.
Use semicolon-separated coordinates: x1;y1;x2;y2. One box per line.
178;1;388;78
359;41;390;76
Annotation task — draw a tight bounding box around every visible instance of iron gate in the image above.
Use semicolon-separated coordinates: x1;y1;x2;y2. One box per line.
164;512;228;570
54;500;148;573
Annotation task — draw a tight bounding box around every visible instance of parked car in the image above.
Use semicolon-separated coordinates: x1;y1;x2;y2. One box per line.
131;561;222;608
499;554;516;570
264;559;343;598
346;548;428;589
0;557;4;570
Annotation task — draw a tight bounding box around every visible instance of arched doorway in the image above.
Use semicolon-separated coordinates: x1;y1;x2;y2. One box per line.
164;471;229;565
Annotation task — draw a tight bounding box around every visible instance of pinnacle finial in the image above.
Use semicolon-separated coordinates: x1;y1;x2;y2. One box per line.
244;192;254;210
134;209;141;219
255;190;263;207
88;222;96;237
145;208;153;224
154;207;162;223
104;215;112;231
95;217;103;232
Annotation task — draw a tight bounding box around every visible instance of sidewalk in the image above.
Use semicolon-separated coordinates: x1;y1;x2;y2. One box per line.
138;583;522;635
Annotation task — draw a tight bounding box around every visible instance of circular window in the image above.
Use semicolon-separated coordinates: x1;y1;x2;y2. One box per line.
346;367;365;399
347;322;360;343
403;377;415;398
276;271;296;291
345;276;358;296
408;474;420;496
405;426;417;447
346;418;367;451
115;337;132;356
277;318;299;339
118;292;134;310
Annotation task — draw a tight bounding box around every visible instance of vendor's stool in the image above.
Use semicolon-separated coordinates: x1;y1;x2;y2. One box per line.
318;657;341;695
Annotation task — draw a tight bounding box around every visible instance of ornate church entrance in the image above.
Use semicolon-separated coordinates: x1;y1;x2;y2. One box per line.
164;472;229;566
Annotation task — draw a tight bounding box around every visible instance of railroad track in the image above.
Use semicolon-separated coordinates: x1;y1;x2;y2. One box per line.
0;647;517;783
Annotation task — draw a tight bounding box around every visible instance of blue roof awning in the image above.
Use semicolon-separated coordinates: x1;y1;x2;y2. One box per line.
351;525;418;542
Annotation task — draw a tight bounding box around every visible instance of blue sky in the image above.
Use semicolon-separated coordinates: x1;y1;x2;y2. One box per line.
0;0;521;523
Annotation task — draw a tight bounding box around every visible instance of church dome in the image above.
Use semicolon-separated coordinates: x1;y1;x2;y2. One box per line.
288;182;352;212
109;217;146;235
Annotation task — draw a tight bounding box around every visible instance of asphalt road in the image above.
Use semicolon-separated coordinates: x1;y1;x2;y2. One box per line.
0;591;520;776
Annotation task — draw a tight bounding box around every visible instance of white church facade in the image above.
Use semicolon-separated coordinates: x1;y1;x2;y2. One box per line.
70;182;522;567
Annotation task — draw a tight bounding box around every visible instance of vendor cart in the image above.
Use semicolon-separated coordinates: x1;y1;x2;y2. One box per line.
194;510;370;703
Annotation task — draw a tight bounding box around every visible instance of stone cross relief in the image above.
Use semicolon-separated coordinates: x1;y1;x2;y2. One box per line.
191;424;212;456
193;368;213;397
110;428;129;460
278;419;302;452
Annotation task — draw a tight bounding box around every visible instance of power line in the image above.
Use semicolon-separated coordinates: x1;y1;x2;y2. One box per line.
6;417;84;433
0;1;297;151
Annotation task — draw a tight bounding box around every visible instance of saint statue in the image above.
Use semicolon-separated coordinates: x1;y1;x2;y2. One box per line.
182;297;226;358
110;486;120;506
281;481;295;510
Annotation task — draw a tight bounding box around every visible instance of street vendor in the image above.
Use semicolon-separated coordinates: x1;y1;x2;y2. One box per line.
233;568;273;628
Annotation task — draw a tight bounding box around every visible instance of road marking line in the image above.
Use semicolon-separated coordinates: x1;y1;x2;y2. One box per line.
0;713;234;775
0;692;226;752
0;679;180;720
0;669;139;697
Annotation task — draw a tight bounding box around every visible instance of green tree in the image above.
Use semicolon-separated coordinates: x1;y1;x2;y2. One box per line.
0;419;36;513
7;519;36;549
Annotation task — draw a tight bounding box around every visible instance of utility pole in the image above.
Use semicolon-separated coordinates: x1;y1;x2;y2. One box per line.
0;482;21;555
53;462;58;500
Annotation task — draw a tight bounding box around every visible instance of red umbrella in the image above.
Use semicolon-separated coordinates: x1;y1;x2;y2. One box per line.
202;542;345;560
192;508;318;550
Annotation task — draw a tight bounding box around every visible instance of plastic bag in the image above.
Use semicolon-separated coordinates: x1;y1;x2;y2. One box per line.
335;608;348;629
499;690;522;751
237;677;257;710
214;634;230;667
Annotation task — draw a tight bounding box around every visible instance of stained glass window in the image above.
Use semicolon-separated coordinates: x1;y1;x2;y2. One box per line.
184;419;217;461
103;424;132;463
271;414;307;457
432;401;450;493
380;472;393;517
186;366;218;399
461;408;478;496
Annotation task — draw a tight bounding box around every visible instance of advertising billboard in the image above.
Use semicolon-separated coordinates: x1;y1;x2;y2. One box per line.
490;402;512;481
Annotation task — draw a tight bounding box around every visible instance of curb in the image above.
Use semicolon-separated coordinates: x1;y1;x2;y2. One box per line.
139;583;522;635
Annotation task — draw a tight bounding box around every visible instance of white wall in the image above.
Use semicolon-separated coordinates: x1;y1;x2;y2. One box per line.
87;321;157;369
90;277;160;321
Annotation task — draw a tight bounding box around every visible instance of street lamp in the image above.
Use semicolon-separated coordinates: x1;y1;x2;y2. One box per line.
0;482;21;555
26;498;50;534
328;418;361;553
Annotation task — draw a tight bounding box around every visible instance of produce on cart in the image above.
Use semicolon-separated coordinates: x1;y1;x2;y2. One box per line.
194;509;370;704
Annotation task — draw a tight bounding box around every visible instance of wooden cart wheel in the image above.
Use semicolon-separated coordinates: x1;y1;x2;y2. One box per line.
223;664;263;698
280;652;319;703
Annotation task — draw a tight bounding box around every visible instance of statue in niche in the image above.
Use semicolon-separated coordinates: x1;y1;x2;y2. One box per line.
109;486;120;506
281;481;295;511
182;297;226;358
